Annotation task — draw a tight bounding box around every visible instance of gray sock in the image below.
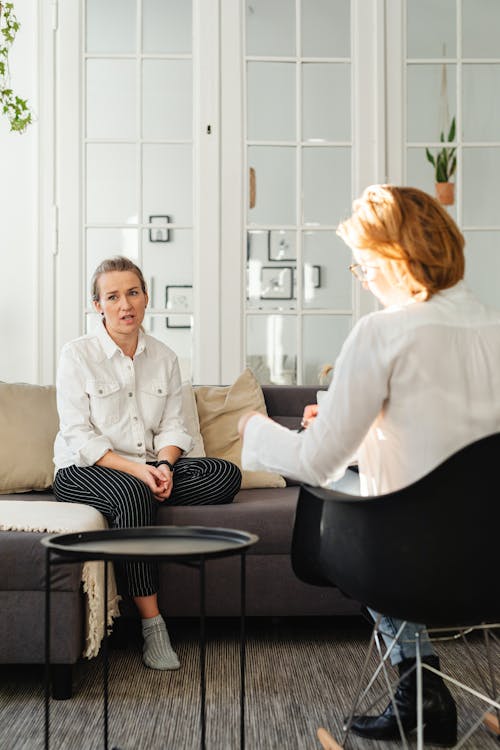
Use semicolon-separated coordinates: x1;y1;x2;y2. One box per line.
141;614;180;670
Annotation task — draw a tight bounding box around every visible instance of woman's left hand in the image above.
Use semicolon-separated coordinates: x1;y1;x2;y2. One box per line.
154;463;174;500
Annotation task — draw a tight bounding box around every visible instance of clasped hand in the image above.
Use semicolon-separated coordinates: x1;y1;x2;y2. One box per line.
133;463;173;501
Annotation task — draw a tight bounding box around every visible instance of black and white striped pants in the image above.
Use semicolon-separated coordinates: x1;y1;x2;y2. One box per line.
53;458;242;597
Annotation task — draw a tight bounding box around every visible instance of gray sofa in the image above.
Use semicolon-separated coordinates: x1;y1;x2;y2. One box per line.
0;385;360;699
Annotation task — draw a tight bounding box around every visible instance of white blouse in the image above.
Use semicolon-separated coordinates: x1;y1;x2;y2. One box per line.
54;323;193;471
242;282;500;495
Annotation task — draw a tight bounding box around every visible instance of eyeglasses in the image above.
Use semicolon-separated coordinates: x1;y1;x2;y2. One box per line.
348;263;380;282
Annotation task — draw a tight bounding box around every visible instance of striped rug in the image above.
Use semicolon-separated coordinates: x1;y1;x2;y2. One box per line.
0;617;498;749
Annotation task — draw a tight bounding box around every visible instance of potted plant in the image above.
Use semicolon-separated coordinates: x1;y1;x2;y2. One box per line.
426;117;456;205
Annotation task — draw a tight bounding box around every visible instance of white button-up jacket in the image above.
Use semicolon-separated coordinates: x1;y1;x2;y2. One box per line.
54;324;193;471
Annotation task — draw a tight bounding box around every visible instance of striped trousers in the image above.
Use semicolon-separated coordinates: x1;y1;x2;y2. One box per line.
53;458;242;597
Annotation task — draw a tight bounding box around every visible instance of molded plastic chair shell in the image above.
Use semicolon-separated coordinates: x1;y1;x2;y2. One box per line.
291;432;500;627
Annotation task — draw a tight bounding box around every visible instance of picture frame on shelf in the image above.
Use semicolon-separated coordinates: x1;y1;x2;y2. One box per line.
165;284;192;311
295;264;321;290
149;215;170;243
260;266;293;300
166;315;191;329
268;230;296;262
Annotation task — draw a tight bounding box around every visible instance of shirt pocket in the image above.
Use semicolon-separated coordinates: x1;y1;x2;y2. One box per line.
139;379;168;429
86;380;121;428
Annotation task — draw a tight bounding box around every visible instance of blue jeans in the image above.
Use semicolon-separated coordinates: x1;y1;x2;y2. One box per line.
368;608;435;665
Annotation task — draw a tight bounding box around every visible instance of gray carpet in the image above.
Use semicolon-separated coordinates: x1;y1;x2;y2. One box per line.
1;617;498;749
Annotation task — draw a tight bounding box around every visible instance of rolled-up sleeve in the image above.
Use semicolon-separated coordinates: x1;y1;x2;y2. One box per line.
153;356;193;454
56;346;113;466
241;314;392;486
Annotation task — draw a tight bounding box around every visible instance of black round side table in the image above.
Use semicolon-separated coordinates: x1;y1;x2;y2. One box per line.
41;525;259;750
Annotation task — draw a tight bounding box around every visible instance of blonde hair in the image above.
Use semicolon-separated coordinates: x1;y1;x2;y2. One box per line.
91;256;147;302
336;185;465;301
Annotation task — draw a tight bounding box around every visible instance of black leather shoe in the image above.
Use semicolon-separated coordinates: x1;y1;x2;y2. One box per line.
349;655;457;746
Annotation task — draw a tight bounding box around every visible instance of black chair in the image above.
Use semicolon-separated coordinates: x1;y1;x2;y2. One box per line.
291;433;500;750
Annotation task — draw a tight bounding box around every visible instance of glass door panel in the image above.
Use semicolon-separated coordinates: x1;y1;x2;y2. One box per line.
245;0;295;57
301;0;350;57
142;0;192;54
302;315;351;385
142;60;193;141
464;231;500;308
302;232;352;310
86;60;137;139
247;63;296;141
84;0;195;376
401;0;500;309
302;63;350;142
244;0;354;385
247;314;297;385
86;0;136;54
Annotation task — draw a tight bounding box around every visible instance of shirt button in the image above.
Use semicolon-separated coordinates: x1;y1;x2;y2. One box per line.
137;442;143;447
98;389;103;394
133;416;138;421
128;392;133;397
157;388;163;394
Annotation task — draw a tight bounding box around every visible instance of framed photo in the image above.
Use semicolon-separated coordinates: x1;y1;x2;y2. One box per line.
166;316;191;329
165;285;192;328
260;266;293;300
294;265;322;291
268;230;296;261
247;229;270;261
149;215;170;243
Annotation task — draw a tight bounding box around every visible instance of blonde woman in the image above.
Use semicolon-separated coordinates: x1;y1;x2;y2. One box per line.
239;185;500;744
54;257;241;671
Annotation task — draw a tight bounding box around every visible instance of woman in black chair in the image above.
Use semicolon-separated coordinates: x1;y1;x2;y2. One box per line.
238;185;500;745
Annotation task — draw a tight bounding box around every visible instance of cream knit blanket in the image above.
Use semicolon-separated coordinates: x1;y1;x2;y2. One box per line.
0;500;121;658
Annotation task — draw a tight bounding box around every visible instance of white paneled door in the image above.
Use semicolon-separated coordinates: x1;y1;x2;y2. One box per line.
50;0;383;384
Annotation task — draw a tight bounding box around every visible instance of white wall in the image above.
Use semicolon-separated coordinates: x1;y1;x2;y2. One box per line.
0;0;39;383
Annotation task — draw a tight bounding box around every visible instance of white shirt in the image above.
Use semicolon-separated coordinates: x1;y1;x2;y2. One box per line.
54;323;193;471
242;282;500;495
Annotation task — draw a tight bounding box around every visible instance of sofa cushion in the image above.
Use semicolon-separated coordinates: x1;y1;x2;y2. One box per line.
157;485;299;554
195;369;286;490
0;382;58;494
181;381;206;457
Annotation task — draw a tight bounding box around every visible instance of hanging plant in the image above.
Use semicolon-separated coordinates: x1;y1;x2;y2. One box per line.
0;2;32;133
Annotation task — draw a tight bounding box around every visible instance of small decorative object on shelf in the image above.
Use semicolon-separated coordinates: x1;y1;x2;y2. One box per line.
426;116;457;207
0;2;32;133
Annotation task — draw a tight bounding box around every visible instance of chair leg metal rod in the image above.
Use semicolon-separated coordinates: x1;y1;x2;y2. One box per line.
415;634;423;750
423;664;500;709
344;616;409;729
342;617;380;737
374;629;410;750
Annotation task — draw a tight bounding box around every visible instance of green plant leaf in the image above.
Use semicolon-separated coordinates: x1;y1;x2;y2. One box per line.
447;116;456;143
426;148;436;166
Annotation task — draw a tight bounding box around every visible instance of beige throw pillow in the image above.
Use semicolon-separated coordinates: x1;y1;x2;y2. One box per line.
0;382;59;493
195;369;286;489
181;381;206;458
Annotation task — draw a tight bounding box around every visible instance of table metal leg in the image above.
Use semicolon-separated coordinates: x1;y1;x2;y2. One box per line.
240;552;246;750
44;548;51;750
199;557;206;750
103;560;110;750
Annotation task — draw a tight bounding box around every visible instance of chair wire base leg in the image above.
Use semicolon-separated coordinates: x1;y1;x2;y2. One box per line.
343;616;410;749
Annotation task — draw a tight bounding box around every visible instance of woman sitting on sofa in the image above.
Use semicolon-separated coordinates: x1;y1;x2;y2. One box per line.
239;185;500;745
53;256;241;671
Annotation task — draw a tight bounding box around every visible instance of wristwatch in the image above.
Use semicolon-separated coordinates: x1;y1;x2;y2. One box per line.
157;459;175;472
